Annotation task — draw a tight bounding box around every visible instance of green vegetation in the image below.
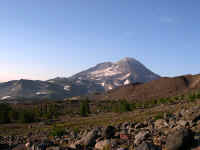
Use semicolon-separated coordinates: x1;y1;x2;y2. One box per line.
103;145;111;150
0;103;37;123
50;125;66;137
0;104;12;123
0;102;62;124
80;99;90;117
1;90;200;126
72;127;80;134
34;103;61;119
18;110;35;123
112;100;132;113
188;92;199;102
154;112;164;120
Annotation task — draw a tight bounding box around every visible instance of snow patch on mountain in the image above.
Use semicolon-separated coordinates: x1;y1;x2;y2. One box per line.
108;85;113;90
1;96;11;100
64;85;71;91
90;66;122;77
124;79;131;85
101;82;105;87
36;92;48;95
118;73;131;80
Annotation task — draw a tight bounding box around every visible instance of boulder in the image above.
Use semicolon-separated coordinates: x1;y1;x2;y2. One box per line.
103;126;115;139
117;148;128;150
165;128;194;150
154;119;168;129
46;146;60;150
95;140;111;150
12;144;26;150
182;107;200;123
135;142;158;150
176;120;189;127
135;123;145;129
121;122;130;129
74;128;99;147
168;118;177;128
192;146;200;150
134;131;150;146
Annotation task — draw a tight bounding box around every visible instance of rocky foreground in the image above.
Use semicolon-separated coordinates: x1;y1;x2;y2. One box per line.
2;106;200;150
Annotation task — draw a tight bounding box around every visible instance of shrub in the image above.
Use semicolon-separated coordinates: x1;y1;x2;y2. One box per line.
112;100;131;113
50;126;66;137
103;145;111;150
73;127;80;134
154;112;164;120
180;94;185;100
174;96;180;101
158;98;169;104
188;93;197;102
196;91;200;99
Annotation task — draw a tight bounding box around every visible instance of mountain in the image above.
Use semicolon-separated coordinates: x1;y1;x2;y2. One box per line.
0;57;160;102
49;57;160;95
0;79;68;102
91;74;200;101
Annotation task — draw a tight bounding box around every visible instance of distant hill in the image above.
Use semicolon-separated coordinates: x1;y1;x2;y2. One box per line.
0;79;68;101
90;74;200;101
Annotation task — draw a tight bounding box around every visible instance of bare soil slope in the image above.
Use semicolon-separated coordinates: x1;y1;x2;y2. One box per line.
91;74;200;101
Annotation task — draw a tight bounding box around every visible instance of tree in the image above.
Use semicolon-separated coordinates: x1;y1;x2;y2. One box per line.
0;111;10;123
9;110;18;121
19;110;35;123
80;100;90;117
0;103;11;123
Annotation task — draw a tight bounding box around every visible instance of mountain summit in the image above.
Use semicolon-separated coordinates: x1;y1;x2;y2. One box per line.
49;57;160;95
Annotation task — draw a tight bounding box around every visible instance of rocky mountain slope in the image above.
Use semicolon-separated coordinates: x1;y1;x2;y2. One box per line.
91;74;200;101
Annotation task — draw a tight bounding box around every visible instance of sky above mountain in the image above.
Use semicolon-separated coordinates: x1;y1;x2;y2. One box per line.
0;0;200;82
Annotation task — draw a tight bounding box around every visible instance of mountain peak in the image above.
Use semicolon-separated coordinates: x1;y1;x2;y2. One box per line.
66;57;160;91
120;57;136;61
116;57;138;64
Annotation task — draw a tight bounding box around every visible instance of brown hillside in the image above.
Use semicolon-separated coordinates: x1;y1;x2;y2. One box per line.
91;74;200;101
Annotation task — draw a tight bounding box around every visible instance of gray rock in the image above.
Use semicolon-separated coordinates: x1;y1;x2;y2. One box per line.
136;142;157;150
121;122;130;129
165;128;194;150
46;146;60;150
154;119;168;129
103;126;115;139
134;131;150;146
135;123;145;129
12;144;26;150
76;128;99;147
168;117;177;128
182;107;200;123
95;140;111;150
117;148;128;150
176;120;189;127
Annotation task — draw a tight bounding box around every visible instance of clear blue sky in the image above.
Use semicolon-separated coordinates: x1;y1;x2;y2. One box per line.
0;0;200;82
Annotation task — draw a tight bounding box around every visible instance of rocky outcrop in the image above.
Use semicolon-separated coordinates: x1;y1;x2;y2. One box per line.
7;106;200;150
